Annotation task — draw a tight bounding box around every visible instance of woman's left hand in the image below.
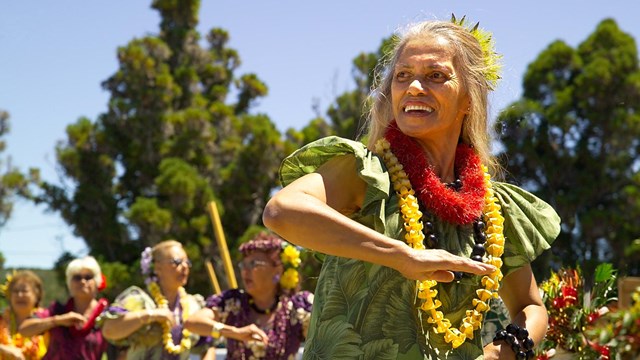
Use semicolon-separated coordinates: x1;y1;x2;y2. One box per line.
231;324;268;344
53;311;87;328
483;342;515;360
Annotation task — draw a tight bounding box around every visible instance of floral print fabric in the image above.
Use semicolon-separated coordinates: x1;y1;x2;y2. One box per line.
206;289;313;360
279;136;561;360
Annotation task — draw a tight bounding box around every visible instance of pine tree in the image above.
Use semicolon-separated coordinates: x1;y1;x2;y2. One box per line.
497;19;640;278
28;1;285;295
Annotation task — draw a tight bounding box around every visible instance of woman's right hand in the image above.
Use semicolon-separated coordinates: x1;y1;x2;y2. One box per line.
396;247;496;282
146;308;176;326
0;344;26;360
230;324;268;344
53;311;87;328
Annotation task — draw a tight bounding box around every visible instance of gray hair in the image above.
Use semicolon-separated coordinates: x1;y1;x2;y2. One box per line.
363;20;499;174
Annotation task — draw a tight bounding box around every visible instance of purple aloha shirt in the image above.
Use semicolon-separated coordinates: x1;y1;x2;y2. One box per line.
206;289;313;360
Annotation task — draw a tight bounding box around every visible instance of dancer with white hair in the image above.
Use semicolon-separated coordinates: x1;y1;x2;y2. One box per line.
20;256;108;360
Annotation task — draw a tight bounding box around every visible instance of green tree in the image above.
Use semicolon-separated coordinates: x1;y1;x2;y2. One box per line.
26;0;285;296
497;19;640;278
286;37;396;147
0;110;31;250
0;110;23;227
277;38;399;288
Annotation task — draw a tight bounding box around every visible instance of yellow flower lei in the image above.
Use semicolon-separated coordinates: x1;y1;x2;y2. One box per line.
375;138;505;349
148;282;192;354
0;309;44;360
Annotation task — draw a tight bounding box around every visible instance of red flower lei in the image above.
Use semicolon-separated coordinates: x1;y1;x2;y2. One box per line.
383;121;485;225
65;297;109;337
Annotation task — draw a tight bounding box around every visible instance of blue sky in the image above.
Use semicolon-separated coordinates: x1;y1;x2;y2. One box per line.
1;1;639;268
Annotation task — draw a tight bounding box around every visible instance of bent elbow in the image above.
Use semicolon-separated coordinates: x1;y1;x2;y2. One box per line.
262;196;287;232
101;322;123;341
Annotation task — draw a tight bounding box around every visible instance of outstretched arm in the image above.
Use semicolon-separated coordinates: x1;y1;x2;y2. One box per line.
101;308;175;341
0;343;26;360
184;307;268;344
19;312;86;337
263;155;495;282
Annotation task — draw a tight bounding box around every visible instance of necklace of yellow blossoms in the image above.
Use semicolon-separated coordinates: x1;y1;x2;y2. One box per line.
375;138;505;349
148;281;192;354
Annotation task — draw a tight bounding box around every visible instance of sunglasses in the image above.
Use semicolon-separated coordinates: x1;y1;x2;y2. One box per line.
238;259;272;271
162;258;192;268
71;274;95;282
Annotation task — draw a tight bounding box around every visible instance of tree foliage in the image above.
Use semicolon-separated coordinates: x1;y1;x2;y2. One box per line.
26;0;285;296
0;110;25;228
286;37;396;147
497;19;640;278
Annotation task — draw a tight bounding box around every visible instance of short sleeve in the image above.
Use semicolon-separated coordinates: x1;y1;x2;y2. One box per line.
206;289;246;321
279;136;392;232
98;286;156;321
493;182;561;275
34;307;51;319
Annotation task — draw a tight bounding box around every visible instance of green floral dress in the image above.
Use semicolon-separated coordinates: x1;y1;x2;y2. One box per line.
279;137;561;360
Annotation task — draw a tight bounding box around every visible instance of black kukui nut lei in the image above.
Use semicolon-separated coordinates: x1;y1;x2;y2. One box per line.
494;324;535;360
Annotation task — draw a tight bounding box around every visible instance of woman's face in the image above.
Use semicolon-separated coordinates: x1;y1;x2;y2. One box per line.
391;35;469;144
68;269;97;300
240;251;281;297
10;280;38;315
154;245;191;290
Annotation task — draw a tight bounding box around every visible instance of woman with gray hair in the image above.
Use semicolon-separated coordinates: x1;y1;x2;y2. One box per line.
19;256;108;360
264;16;560;360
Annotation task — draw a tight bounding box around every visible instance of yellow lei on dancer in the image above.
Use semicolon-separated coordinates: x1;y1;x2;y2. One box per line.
148;282;192;354
375;138;505;349
0;309;47;360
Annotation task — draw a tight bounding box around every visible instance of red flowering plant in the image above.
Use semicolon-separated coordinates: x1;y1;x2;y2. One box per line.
586;286;640;360
536;263;617;360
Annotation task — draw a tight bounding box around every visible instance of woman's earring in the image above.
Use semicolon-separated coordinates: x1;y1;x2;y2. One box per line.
273;274;281;284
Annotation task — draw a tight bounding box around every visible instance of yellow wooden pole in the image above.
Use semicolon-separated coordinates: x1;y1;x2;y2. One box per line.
208;201;238;289
204;260;222;295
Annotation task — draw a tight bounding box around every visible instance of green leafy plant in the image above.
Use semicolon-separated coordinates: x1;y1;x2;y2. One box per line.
586;286;640;360
536;263;617;359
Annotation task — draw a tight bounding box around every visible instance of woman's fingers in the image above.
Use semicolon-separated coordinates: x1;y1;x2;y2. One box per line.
425;270;455;283
248;324;268;344
61;312;87;327
402;249;496;281
444;257;496;275
157;308;176;326
428;249;495;273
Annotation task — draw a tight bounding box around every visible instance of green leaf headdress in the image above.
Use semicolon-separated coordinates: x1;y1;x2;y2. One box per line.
451;14;502;90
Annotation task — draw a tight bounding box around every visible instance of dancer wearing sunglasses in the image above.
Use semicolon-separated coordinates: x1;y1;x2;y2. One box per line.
185;232;313;360
99;240;207;359
20;256;108;360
